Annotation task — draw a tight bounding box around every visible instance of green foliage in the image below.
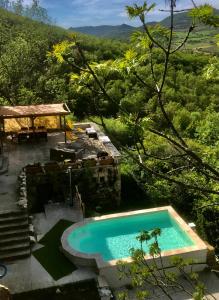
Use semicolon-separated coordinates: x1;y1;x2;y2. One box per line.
0;1;219;255
192;283;205;300
189;4;219;27
0;7;127;106
0;0;51;23
195;201;219;249
195;109;219;145
117;229;205;300
203;56;219;80
0;7;70;104
53;1;219;253
126;2;156;22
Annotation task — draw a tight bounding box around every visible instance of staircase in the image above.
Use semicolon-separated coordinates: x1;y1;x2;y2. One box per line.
0;210;31;261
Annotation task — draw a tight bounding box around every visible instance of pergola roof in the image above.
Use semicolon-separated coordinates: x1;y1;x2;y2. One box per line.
0;103;70;119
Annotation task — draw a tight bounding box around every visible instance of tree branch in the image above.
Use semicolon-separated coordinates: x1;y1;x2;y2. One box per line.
121;145;219;195
149;128;219;179
141;20;167;53
171;26;195;54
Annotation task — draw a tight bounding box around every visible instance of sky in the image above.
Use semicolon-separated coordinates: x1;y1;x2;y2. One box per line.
23;0;219;28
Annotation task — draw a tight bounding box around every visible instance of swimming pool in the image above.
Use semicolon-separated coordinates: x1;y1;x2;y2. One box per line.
61;206;208;287
67;210;194;261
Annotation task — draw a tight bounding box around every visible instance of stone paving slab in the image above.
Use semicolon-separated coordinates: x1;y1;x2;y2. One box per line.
33;202;83;239
1;255;96;294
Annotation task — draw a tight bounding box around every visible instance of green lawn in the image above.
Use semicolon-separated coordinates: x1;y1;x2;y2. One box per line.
33;219;77;281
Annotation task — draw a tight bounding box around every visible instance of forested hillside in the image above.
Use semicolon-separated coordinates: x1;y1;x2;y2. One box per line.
0;7;127;105
0;3;219;252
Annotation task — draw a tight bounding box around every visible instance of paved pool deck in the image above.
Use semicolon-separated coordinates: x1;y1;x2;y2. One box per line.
1;255;96;294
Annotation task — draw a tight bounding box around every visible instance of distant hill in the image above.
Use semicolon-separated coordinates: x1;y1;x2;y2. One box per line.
161;8;219;30
69;24;136;40
0;7;69;45
69;8;219;40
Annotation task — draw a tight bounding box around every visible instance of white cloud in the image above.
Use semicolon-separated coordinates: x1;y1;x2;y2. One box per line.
118;11;127;18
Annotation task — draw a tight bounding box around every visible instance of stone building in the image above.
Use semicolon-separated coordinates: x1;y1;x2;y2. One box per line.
19;123;121;213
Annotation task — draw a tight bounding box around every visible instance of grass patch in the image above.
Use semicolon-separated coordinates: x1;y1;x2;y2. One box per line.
33;219;77;281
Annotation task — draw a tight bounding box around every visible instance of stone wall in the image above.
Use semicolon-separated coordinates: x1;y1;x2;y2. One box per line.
23;161;121;213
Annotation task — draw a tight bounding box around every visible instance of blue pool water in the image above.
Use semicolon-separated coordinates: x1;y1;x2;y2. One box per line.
67;211;195;261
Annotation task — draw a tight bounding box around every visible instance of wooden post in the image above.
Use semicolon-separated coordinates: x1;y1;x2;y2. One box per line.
64;115;66;143
2;118;5;133
59;115;62;130
0;118;3;155
30;117;35;131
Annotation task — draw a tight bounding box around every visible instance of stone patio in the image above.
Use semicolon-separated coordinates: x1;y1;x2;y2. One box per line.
0;132;91;295
0;132;65;212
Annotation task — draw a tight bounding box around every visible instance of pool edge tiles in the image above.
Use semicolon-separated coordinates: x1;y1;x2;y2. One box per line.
61;206;208;273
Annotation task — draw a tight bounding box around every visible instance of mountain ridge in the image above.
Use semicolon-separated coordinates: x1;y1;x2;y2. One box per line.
69;8;219;40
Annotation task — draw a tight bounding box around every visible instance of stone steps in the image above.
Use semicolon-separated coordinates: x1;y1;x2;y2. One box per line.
0;210;28;218
0;220;29;232
0;210;31;262
0;236;30;247
0;249;31;261
0;241;30;254
0;215;28;225
0;228;29;240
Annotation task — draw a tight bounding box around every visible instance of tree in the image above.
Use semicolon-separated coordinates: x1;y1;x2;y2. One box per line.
25;0;51;23
0;0;51;22
0;36;38;104
117;229;216;300
53;2;219;193
0;0;10;9
11;0;23;15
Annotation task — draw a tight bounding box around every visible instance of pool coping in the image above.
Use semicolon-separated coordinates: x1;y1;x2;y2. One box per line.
61;206;208;269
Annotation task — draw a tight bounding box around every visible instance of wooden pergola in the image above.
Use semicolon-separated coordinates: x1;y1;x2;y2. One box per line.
0;103;71;143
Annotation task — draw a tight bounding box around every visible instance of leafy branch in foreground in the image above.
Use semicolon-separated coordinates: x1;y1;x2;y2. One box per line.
49;1;219;247
50;33;219;196
117;229;215;300
124;1;219;180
